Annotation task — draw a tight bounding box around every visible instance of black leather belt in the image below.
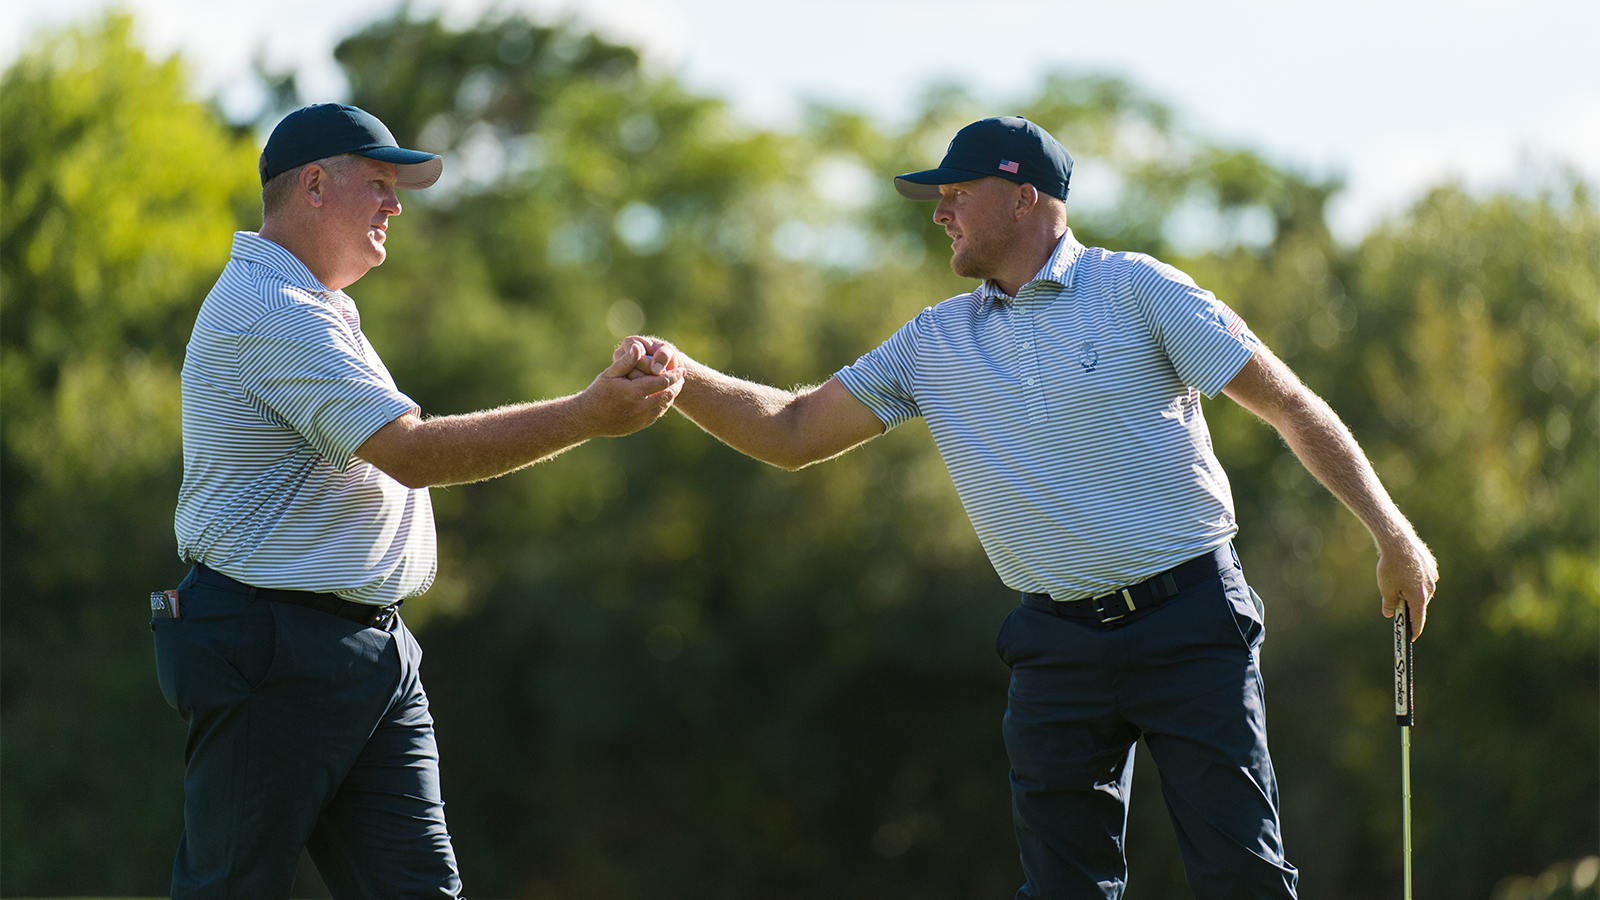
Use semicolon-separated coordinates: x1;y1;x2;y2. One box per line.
193;563;402;629
1022;546;1228;625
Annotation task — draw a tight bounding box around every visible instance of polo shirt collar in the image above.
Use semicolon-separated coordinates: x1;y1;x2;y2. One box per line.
977;228;1087;307
231;231;337;297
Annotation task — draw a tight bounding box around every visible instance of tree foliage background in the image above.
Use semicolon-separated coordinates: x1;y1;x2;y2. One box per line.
2;11;1596;900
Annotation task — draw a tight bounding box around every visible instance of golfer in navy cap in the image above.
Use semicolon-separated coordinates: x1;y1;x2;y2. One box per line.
158;103;683;898
615;116;1438;898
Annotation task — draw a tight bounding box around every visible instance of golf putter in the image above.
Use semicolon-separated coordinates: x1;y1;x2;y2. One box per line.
1393;599;1414;899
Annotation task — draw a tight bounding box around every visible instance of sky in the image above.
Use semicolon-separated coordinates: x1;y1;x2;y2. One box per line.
5;0;1599;243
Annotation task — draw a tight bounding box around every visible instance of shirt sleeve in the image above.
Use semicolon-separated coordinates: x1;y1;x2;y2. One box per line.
832;312;930;431
1128;256;1261;397
234;296;419;469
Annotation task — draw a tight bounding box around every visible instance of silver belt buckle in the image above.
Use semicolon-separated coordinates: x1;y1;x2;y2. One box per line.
1095;588;1137;623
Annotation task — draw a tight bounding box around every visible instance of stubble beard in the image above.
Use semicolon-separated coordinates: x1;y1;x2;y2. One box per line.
949;228;1005;282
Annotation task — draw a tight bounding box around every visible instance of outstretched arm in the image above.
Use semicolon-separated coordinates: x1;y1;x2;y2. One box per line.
356;345;683;488
1223;344;1439;637
617;338;885;471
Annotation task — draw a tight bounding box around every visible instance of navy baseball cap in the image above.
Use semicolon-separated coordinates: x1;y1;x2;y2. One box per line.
895;116;1072;202
259;103;443;190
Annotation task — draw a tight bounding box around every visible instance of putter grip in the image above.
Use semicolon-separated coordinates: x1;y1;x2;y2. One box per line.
1393;601;1414;726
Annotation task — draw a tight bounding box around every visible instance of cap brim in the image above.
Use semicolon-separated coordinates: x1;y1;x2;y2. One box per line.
358;147;444;190
893;167;994;201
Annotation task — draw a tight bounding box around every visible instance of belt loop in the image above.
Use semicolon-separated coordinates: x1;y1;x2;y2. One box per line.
248;585;258;603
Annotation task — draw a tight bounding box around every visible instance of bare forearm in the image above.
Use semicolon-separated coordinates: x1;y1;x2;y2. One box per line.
673;358;819;469
671;356;883;470
1271;393;1415;546
359;352;683;488
367;396;596;488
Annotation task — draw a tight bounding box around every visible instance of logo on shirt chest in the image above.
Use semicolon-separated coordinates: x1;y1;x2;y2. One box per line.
1077;340;1098;373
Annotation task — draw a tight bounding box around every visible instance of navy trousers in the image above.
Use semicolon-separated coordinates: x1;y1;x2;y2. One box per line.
153;565;462;899
996;545;1298;899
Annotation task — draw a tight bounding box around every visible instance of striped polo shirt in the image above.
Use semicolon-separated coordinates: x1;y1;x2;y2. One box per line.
835;229;1259;600
175;232;436;605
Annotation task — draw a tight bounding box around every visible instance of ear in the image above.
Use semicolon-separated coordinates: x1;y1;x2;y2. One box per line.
300;163;328;209
1013;183;1040;221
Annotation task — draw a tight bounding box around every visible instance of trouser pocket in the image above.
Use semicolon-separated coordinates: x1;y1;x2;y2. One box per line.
152;583;280;720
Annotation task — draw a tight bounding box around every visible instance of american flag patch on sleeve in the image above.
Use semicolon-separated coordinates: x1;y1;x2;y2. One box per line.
1217;302;1246;336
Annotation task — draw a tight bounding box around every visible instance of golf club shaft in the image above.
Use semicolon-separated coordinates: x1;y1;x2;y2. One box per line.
1394;600;1414;899
1402;723;1412;899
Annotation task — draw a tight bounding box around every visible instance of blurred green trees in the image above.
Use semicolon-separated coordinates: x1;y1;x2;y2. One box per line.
1187;174;1599;895
2;9;1595;900
0;13;258;892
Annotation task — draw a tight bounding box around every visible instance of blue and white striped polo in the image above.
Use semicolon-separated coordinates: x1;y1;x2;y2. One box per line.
175;232;436;605
835;229;1260;600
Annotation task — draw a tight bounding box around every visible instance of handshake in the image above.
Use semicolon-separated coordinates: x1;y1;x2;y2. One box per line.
582;332;874;473
580;335;687;437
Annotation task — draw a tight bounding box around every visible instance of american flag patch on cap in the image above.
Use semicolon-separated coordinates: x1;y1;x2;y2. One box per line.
998;160;1020;173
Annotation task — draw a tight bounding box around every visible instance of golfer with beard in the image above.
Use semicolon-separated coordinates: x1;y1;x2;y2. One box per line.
618;116;1437;898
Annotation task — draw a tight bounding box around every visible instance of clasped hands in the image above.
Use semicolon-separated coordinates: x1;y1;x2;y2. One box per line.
581;336;685;437
615;335;681;381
